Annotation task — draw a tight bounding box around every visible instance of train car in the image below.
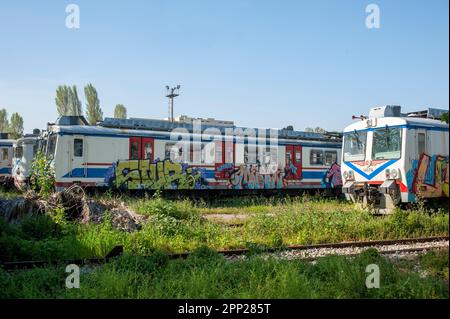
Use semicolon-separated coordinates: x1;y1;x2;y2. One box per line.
341;105;449;213
12;134;41;190
45;116;343;193
0;133;15;186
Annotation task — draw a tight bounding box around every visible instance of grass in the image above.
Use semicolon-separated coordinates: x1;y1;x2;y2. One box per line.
1;190;448;299
0;187;21;200
1;248;448;299
1;193;448;261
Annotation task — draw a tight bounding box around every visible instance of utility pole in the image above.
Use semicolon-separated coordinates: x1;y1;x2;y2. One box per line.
165;85;180;122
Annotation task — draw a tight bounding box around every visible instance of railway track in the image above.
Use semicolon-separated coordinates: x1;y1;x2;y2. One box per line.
169;236;449;260
1;236;448;270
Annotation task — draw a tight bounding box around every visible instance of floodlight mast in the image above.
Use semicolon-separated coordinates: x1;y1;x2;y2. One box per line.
165;85;181;122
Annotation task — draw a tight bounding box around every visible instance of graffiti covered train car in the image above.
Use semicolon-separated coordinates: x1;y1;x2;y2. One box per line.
44;116;342;193
341;106;449;212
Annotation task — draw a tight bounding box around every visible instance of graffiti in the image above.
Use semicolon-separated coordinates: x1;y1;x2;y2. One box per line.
114;158;207;190
409;154;449;198
225;164;285;189
284;163;298;179
324;162;342;187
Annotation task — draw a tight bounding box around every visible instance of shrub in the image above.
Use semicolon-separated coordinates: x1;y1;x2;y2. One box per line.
29;151;55;197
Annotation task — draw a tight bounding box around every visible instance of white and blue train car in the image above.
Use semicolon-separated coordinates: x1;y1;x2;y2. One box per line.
0;135;15;185
45;116;343;192
341;106;449;212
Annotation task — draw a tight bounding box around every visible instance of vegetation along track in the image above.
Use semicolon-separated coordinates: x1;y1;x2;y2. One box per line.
2;236;448;270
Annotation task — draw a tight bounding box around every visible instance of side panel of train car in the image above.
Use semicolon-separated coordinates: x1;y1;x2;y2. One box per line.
0;139;15;184
48;126;342;192
341;116;449;210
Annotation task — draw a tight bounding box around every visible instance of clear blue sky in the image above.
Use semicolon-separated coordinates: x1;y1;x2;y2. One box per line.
0;0;448;133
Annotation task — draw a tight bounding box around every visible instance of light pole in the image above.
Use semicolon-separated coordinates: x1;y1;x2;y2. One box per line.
165;85;180;122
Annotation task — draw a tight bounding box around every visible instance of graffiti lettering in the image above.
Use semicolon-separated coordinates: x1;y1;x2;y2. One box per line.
115;158;207;190
325;162;343;187
410;154;449;197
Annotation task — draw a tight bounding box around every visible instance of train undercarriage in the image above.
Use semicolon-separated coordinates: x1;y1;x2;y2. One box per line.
342;180;401;214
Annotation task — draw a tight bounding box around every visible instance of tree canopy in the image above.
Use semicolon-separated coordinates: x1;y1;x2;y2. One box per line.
84;83;103;124
114;104;127;119
0;108;9;132
55;85;82;117
9;113;24;139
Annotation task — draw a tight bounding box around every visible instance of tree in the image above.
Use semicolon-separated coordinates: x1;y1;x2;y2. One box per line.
0;108;9;132
314;127;326;134
283;125;294;131
84;83;103;124
441;112;449;124
305;127;326;133
9;112;24;139
55;85;70;116
68;85;82;116
114;104;127;119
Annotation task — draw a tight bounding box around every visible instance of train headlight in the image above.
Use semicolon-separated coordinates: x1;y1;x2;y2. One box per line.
343;170;354;181
385;169;398;179
390;169;398;179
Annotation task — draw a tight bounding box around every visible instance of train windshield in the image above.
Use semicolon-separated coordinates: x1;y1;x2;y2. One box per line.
14;145;23;160
343;131;367;162
46;134;57;160
371;126;402;160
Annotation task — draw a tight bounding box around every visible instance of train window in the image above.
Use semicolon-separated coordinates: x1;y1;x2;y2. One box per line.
264;147;272;164
286;152;292;166
310;149;324;165
143;142;153;160
295;150;301;162
418;133;425;156
244;144;257;164
47;134;57;160
73;139;83;157
14;146;23;159
1;148;8;161
165;142;175;160
324;151;337;166
130;141;139;160
224;142;233;163
343;131;367;162
372;127;402;160
33;144;38;157
165;142;185;162
215;142;223;163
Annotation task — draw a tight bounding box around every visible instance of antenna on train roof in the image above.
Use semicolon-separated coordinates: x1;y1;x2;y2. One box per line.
352;115;367;121
165;85;181;123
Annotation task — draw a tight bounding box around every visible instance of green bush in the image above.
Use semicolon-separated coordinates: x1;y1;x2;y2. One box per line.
29;151;55;196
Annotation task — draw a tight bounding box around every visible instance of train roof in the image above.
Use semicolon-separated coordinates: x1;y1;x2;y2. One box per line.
50;116;342;143
344;116;449;133
0;139;15;146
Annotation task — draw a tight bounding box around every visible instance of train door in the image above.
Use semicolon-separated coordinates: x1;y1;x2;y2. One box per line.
214;140;235;178
70;136;86;177
285;144;302;179
214;141;224;178
129;137;154;160
417;129;427;157
129;137;141;160
142;137;154;161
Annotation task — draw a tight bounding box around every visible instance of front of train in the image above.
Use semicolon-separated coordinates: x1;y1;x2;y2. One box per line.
341;106;407;213
12;136;41;190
